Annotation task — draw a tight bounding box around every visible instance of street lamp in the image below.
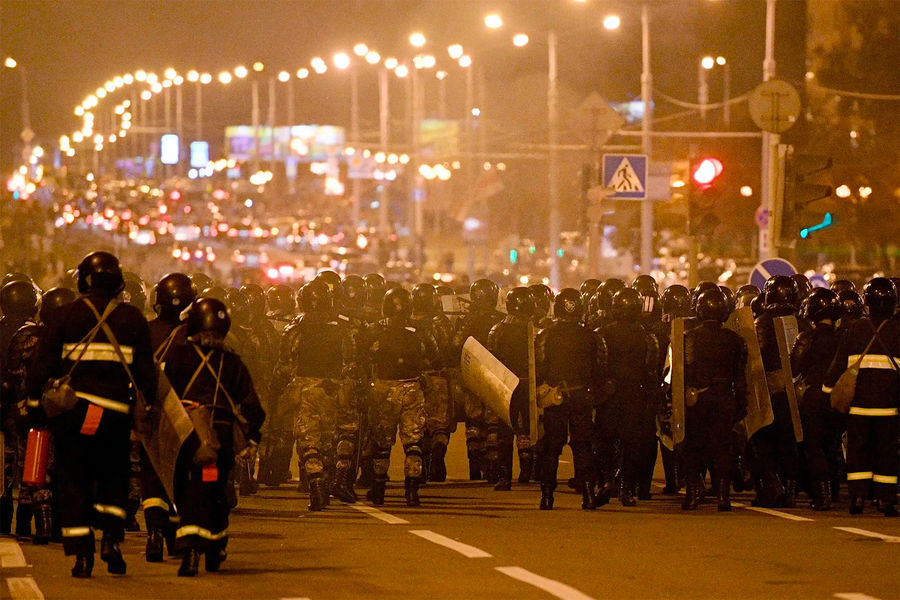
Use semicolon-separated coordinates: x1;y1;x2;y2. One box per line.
4;56;33;166
701;54;731;127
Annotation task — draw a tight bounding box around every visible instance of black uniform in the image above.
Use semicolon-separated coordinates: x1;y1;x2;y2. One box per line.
25;294;157;557
165;339;265;554
823;316;900;506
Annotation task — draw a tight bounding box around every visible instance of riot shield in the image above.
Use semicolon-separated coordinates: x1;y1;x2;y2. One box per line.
460;336;519;428
726;306;773;438
527;321;541;443
139;369;194;500
774;315;803;442
668;318;687;446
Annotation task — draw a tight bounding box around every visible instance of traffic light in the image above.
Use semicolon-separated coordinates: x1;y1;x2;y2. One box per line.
688;157;724;236
780;146;832;243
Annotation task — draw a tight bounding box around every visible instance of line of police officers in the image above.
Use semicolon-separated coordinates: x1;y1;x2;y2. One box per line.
2;252;898;580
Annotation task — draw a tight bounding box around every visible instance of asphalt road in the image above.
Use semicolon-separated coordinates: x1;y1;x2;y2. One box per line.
3;429;898;600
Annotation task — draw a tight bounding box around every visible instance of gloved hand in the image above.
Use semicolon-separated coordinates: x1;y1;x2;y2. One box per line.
238;439;259;460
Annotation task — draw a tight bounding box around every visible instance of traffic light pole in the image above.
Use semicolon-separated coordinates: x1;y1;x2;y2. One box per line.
760;0;778;261
639;3;654;275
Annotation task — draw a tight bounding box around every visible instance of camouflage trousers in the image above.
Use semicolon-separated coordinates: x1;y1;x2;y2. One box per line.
369;379;426;479
423;372;454;447
293;377;359;476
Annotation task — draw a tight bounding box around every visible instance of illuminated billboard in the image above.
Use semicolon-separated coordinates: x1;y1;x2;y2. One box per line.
160;134;179;165
225;125;345;162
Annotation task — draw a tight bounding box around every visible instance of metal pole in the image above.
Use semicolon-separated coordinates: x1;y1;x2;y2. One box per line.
351;68;361;229
195;81;202;141
760;0;778;260
287;77;295;128
465;65;474;190
251;80;260;174
639;3;654;274
378;68;390;255
18;65;33;165
698;61;708;123
722;63;731;128
412;67;425;269
175;85;183;173
548;29;561;289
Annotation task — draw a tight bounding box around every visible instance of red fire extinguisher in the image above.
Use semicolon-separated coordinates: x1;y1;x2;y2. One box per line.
23;428;50;486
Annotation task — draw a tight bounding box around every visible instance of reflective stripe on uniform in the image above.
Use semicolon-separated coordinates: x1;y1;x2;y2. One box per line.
846;471;874;481
873;474;898;485
141;498;169;511
93;503;126;518
63;342;134;364
74;392;131;414
848;354;899;370
848;406;899;417
62;526;92;537
26;398;40;408
175;525;228;540
821;385;833;394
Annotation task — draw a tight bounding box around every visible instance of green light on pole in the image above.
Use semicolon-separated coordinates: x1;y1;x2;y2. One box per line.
509;249;518;263
799;212;833;239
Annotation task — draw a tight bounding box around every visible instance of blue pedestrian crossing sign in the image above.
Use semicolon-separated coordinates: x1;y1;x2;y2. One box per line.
603;154;647;199
749;257;797;289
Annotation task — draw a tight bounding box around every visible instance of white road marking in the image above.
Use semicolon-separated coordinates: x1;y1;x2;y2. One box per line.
350;503;410;525
409;530;492;558
0;539;27;567
733;502;815;522
833;527;900;543
834;593;883;600
496;566;596;600
6;577;44;600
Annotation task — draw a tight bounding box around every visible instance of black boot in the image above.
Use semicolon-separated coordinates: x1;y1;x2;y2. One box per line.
366;478;386;506
178;548;200;577
752;473;784;508
682;480;702;511
101;536;127;574
619;481;637;507
597;479;618;505
581;481;597;510
494;466;512;491
540;485;554;510
430;443;447;482
876;499;898;517
849;496;865;515
307;476;326;511
484;456;499;484
33;503;52;545
405;477;420;507
466;447;483;480
517;449;533;484
125;500;141;532
205;547;226;572
332;466;358;504
15;504;33;539
781;479;797;508
72;553;94;578
810;480;831;511
0;494;12;534
717;478;732;512
145;527;164;562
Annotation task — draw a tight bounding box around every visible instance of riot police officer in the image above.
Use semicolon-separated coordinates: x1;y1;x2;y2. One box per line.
681;289;748;511
364;289;430;506
535;289;603;510
26;252;157;577
824;278;899;517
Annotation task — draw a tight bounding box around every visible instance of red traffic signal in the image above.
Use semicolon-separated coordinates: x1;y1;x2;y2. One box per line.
692;158;723;187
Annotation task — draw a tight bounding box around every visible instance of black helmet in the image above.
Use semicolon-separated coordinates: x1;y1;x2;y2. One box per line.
435;284;455;298
77;251;125;296
696;288;730;323
189;272;214;292
506;287;535;318
411;283;438;315
1;272;32;287
300;279;332;313
750;294;765;319
611;288;642;321
579;279;602;302
635;283;660;316
631;274;658;296
184;297;231;338
201;285;229;304
470;278;499;309
266;284;295;317
240;283;266;318
591;285;616;316
315;270;343;306
553;288;584;321
802;288;842;323
341;275;366;312
736;284;760;309
528;284;553;318
718;285;736;313
154;273;196;319
791;274;812;302
601;278;627;295
830;279;856;295
691;281;719;311
364;273;387;308
764;275;799;310
122;277;147;311
660;285;692;318
382;288;412;320
225;288;251;326
837;289;865;319
1;280;39;319
39;287;76;325
862;277;898;319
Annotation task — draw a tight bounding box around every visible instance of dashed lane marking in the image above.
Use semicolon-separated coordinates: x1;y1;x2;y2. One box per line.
350;503;410;525
731;502;815;522
496;566;596;600
833;527;900;543
834;593;883;600
408;530;492;558
0;539;28;567
6;577;44;600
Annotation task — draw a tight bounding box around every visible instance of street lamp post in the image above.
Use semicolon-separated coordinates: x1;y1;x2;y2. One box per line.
548;29;561;288
4;57;33;166
639;2;654;275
